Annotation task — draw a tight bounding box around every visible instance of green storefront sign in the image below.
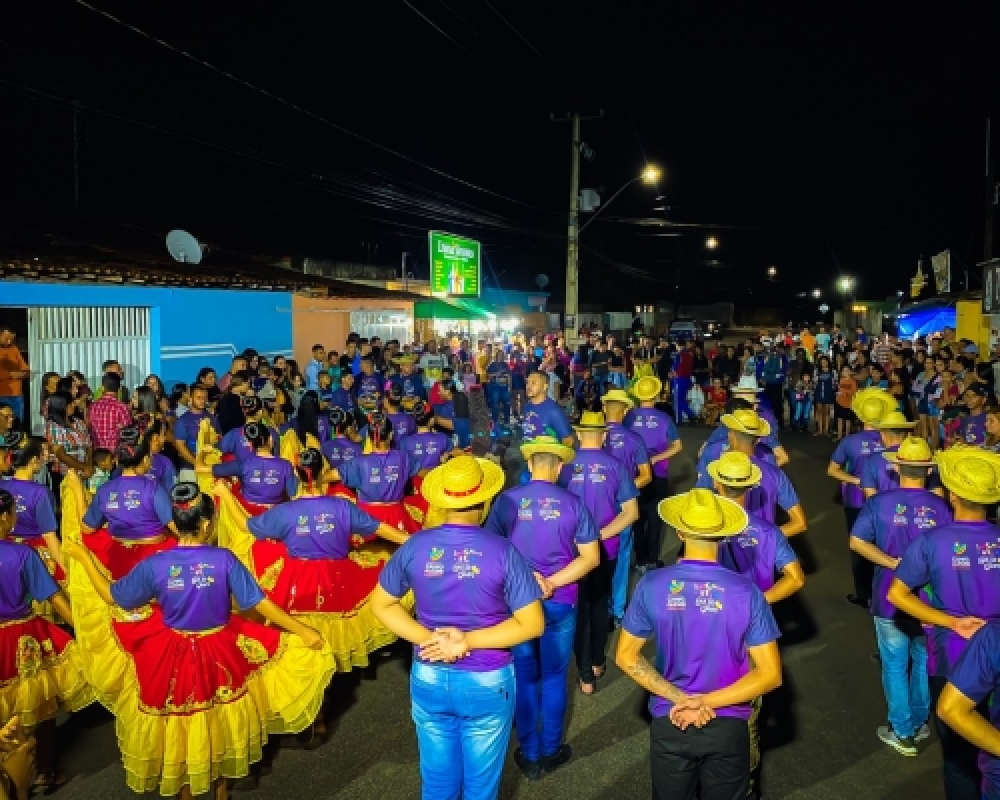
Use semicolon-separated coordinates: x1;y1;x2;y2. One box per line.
428;231;481;298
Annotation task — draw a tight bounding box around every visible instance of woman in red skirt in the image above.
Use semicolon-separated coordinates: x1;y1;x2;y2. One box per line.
63;482;334;800
0;488;94;791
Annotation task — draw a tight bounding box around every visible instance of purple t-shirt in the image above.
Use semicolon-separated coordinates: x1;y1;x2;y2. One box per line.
896;520;1000;677
213;454;298;505
696;441;776;483
1;477;58;539
947;622;1000;796
83;475;173;539
147;453;177;493
622;560;780;720
483;481;600;605
174;410;217;454
340;450;419;504
831;430;884;508
521;398;573;442
858;445;942;494
558;449;639;561
321;436;362;471
401;431;452;473
958;412;988;446
720;513;798;592
696;457;797;524
111;546;264;631
850;488;953;619
379;523;542;671
355;372;384;405
387;412;417;447
623;407;679;479
248;496;380;560
0;540;59;621
603;421;651;481
219;425;279;460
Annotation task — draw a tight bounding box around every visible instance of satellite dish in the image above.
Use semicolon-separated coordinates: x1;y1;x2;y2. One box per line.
819;303;830;314
166;229;206;265
535;273;549;290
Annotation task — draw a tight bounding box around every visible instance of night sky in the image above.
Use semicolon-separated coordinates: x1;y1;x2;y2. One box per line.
2;2;998;312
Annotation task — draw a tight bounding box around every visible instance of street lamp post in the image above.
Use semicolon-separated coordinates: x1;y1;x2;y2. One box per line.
838;275;855;326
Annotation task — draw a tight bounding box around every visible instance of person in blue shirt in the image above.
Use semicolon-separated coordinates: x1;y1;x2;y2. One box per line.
432;380;471;448
387;355;427;404
329;372;356;421
317;372;336;409
484;350;512;425
758;345;788;431
304;344;326;391
522;373;574;448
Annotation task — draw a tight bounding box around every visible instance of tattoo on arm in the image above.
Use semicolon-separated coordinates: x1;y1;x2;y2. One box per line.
626;656;686;703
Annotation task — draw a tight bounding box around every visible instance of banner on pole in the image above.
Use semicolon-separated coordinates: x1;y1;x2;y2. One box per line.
931;249;951;294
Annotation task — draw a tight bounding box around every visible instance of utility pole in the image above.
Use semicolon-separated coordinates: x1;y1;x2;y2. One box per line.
986;117;995;262
401;251;408;293
72;100;81;216
551;110;602;343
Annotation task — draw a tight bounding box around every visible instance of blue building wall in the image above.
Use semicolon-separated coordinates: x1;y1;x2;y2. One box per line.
1;281;293;387
481;287;548;312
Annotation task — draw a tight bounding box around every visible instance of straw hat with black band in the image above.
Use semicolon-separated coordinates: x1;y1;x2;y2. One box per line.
720;409;772;438
421;455;506;510
706;451;763;490
658;488;749;539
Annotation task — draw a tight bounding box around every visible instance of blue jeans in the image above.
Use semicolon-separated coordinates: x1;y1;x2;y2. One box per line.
673;377;692;422
873;616;929;739
485;385;510;425
793;399;813;425
608;372;626;389
410;662;516;800
453;418;472;448
511;600;576;762
0;396;23;429
610;525;633;619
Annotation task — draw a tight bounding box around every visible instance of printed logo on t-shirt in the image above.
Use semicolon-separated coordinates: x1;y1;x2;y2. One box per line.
976;540;1000;570
452;548;482;580
914;507;939;529
539;499;561;521
167;564;184;591
667;580;686;610
893;504;908;526
124;490;142;510
952;542;971;569
314;514;335;535
369;467;381;484
106;491;119;510
587;464;607;483
12;494;26;515
191;562;216;589
424;547;445;577
517;497;532;521
736;534;760;548
694;582;724;613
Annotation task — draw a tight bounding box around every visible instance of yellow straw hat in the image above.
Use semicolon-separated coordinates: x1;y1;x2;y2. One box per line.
601;389;635;409
706;451;763;489
632;376;662;402
851;388;897;426
573;411;608;431
934;445;1000;505
521;435;576;464
873;411;918;430
883;436;935;468
721;408;772;437
393;354;418;366
421;455;506;509
658;488;749;539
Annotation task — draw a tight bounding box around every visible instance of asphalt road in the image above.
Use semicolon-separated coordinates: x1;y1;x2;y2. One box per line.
53;425;947;800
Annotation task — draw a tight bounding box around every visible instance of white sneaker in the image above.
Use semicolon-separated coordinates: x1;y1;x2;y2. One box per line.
914;723;931;742
877;725;918;756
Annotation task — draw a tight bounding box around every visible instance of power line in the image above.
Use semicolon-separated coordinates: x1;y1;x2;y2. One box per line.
479;0;546;62
400;0;474;58
72;0;554;214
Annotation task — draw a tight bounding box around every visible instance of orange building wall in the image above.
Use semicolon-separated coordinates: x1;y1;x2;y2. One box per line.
291;294;413;366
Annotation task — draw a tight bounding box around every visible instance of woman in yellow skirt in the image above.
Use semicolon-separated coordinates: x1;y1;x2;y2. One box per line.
0;488;93;791
63;482;335;800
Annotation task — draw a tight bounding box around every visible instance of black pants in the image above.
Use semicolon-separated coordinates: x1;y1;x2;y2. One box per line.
650;715;750;800
634;476;670;566
574;556;616;683
764;383;784;429
845;506;872;602
929;676;984;800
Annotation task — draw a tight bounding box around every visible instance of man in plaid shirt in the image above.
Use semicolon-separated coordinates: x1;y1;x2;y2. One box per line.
89;373;132;450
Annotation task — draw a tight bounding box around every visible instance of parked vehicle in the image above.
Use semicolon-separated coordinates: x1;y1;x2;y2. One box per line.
668;319;703;343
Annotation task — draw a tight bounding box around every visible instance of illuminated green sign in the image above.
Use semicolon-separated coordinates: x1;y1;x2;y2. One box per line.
428;231;481;297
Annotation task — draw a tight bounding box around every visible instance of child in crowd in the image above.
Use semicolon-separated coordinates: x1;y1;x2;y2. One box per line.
86;448;115;493
687;381;705;420
317;371;335;409
287;372;306;414
327;351;342;389
703;377;728;426
792;373;815;432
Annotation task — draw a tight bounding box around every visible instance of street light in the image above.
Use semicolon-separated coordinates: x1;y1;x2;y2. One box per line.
767;266;778;278
578;164;661;234
811;288;822;298
641;165;661;184
705;236;719;250
838;276;854;293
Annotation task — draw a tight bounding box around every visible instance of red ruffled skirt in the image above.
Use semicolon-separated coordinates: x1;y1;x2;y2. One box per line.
12;536;66;584
249;540;380;613
84;529;176;580
357;500;421;535
230;484;275;517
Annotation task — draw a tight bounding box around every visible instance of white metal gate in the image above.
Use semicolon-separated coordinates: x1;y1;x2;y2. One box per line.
350;311;413;344
27;307;151;434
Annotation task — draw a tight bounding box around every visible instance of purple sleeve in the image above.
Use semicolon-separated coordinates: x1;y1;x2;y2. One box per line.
283;466;299;499
228;553;266;610
616;463;640;504
82;488;105;529
895;535;932;590
665;417;680;443
33;491;58;535
831;438;849;466
948;625;1000;703
762;430;781;451
745;585;782;646
859;457;879;491
574;503;600;545
378;541;413;598
152;487;174;526
851;500;877;543
159;458;178;492
24;549;59;603
247;507;288;541
503;544;544;612
348;503;381;540
774;533;798;572
557;464;571;489
622;575;654;639
482;494;513;538
339;459;363;490
212;460;243;479
546;407;574;441
635;437;651;467
776;471;799;510
404;451;421;480
110;559;157;610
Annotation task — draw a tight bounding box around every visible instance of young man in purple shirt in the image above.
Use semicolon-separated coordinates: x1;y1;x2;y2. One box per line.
827;388;896;608
372;456;544;800
850;436;952;757
483;436;600;780
704;381;789;467
616;488;783;800
173;385;219;479
521;372;574;447
624;376;683;573
859;411;944;499
958;383;989;446
937;622;1000;800
888;447;1000;797
602;389;652;628
558;411;639;695
696;409;807;538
